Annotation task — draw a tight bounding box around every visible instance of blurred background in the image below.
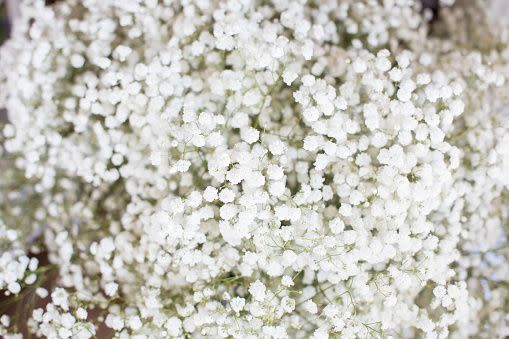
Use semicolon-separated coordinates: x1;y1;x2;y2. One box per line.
0;0;10;122
0;4;9;44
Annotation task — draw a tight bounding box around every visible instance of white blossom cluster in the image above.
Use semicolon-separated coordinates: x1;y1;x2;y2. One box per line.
0;219;39;295
1;0;509;338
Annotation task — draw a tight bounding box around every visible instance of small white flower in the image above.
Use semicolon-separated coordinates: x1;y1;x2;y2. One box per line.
219;188;235;203
60;313;76;328
70;54;85;68
7;282;21;294
249;280;267;302
128;316;142;331
105;314;124;331
281;275;294;287
36;287;49;298
76;307;88;320
230;297;246;313
353;59;367;73
203;186;219;202
303;107;320;122
104;282;118;296
51;288;69;311
303;300;318;314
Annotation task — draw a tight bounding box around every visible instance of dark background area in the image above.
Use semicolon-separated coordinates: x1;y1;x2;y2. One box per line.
0;2;7;122
0;3;9;42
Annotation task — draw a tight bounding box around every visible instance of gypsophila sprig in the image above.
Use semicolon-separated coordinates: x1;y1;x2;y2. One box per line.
1;0;509;338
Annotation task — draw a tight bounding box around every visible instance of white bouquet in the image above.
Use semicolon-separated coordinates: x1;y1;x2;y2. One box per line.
0;0;508;338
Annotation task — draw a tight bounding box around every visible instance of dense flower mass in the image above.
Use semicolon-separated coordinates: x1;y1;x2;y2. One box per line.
0;0;509;338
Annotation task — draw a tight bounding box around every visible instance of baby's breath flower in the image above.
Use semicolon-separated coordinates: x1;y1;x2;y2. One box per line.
0;0;509;338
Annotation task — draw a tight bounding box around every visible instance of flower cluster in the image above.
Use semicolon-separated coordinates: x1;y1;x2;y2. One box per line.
1;0;509;338
24;287;95;339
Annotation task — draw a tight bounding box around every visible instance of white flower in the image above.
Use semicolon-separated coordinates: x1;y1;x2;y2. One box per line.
281;296;295;313
165;317;182;337
76;308;88;320
128;316;142;331
303;107;320;122
36;287;49;298
59;327;72;338
105;314;124;331
104;282;118;296
7;282;21;294
70;54;85;68
51;288;69;311
249;281;267;302
268;140;287;156
230;297;246;313
203;186;219;202
433;285;447;299
60;313;76;329
281;276;294;287
219;188;235;203
353;59;367;74
241;127;260;144
303;300;318;314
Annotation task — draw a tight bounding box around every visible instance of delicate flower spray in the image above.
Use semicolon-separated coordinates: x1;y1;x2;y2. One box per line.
0;0;509;338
